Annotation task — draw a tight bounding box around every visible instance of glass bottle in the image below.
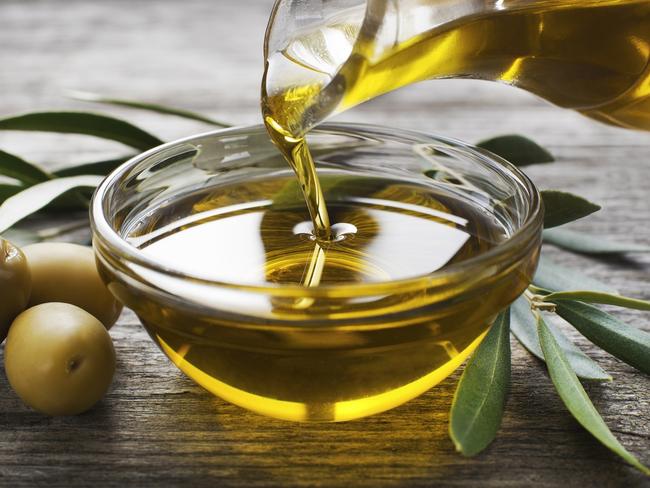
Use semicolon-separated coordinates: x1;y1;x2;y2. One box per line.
263;0;650;135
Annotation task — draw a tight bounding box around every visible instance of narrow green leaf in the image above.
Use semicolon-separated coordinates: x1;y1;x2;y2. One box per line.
69;91;231;127
449;311;511;456
54;156;132;177
534;255;617;294
0;182;88;212
555;301;650;374
543;228;650;254
0;184;24;203
0;149;52;185
546;291;650;311
0;112;163;151
0;175;104;232
541;190;601;229
476;134;554;166
2;228;42;246
537;315;649;475
2;219;90;246
0;151;109;211
511;297;611;381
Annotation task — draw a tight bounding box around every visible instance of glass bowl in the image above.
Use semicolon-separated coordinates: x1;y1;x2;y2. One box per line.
91;123;543;422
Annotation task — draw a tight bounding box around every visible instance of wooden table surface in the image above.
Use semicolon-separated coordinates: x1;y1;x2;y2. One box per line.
1;1;649;486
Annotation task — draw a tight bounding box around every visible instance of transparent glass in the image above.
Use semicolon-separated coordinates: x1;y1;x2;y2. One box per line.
91;123;543;422
264;0;650;133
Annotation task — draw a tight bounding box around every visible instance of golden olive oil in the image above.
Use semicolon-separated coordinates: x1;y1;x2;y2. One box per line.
263;0;650;236
264;0;650;133
138;174;506;286
125;172;526;421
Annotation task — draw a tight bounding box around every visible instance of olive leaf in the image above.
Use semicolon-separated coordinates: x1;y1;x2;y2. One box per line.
553;301;650;374
69;91;231;127
533;256;617;294
511;297;611;381
0;175;104;233
2;228;42;246
544;291;650;312
54;156;133;177
476;134;554;166
543;228;650;254
0;149;52;185
541;190;601;229
0;184;24;203
0;112;163;151
449;310;510;456
3;219;90;246
537;314;649;475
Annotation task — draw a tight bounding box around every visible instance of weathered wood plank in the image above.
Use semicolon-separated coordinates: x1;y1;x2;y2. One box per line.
0;1;648;486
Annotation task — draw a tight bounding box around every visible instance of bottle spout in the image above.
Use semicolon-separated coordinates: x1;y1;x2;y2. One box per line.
262;0;491;135
263;0;369;136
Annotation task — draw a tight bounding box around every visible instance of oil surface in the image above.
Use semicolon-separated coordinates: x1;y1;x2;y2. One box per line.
262;0;650;235
138;175;505;287
126;173;519;421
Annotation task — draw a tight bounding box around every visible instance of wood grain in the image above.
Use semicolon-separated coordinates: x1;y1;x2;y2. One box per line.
0;1;648;486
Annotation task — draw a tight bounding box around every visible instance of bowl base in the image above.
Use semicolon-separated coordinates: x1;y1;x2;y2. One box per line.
153;326;487;422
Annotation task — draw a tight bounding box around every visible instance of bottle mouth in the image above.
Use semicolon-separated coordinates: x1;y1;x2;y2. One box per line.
262;1;368;137
91;122;543;299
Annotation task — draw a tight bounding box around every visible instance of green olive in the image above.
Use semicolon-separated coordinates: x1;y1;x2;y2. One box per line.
22;242;122;329
0;239;31;342
4;302;116;416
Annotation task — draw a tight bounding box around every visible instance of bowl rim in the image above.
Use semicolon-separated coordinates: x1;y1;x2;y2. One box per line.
91;122;543;298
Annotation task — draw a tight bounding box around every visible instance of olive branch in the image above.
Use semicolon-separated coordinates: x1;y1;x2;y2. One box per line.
0;94;647;475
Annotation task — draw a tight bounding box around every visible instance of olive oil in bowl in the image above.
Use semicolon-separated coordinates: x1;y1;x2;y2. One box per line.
92;125;543;421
